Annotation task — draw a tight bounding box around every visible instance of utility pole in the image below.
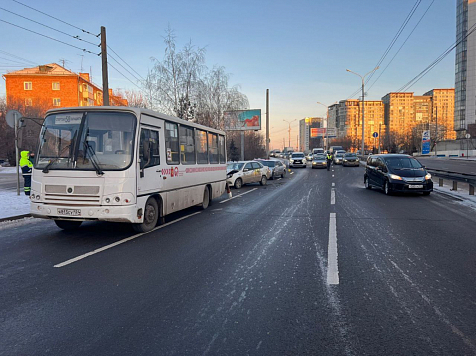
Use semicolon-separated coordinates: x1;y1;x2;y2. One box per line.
101;26;110;106
283;119;295;148
378;123;381;154
266;89;270;159
346;67;379;155
435;107;438;157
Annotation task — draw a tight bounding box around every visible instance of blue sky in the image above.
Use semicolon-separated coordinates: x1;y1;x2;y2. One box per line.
0;0;456;148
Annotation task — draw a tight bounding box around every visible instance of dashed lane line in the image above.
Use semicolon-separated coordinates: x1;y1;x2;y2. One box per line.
54;211;202;268
327;213;339;285
332;183;335;187
331;188;336;205
219;188;258;204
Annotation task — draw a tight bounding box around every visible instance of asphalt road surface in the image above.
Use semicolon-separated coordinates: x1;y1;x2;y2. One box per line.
418;157;476;175
1;163;476;355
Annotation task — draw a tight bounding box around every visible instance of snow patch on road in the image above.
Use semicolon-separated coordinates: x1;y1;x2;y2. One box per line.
0;190;31;219
433;185;476;211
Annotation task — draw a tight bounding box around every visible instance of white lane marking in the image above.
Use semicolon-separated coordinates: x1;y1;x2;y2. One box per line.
219;188;258;204
331;188;336;205
332;183;335;187
327;213;339;285
332;169;334;172
290;172;294;175
54;211;202;268
332;174;334;177
277;178;282;181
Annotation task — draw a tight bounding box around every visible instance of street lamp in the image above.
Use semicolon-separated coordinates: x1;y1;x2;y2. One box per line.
346;67;379;156
283;119;296;148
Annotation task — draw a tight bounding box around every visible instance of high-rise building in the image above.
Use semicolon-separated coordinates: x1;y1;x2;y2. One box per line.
423;89;457;141
299;117;322;152
455;0;476;136
335;99;385;149
382;93;415;149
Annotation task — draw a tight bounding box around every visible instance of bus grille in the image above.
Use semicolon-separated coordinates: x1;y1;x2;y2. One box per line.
44;185;101;205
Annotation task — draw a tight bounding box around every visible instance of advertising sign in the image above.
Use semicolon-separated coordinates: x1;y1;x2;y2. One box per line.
422;130;431;155
326;128;337;137
310;128;319;138
224;109;261;131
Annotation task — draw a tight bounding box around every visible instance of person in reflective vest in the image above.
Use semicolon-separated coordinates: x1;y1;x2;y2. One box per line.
20;150;33;195
326;152;332;171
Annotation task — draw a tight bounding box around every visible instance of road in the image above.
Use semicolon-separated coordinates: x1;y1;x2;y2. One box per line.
1;163;476;355
417;157;476;175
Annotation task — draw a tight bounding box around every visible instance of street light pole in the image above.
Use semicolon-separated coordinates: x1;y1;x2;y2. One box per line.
346;67;379;155
283;119;295;148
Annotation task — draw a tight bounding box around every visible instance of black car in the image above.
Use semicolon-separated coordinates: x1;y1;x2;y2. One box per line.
364;154;433;195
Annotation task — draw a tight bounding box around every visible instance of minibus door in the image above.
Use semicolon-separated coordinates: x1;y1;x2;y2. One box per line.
137;127;163;194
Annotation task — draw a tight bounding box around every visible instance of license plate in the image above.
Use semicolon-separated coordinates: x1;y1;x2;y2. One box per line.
409;184;423;189
57;208;81;216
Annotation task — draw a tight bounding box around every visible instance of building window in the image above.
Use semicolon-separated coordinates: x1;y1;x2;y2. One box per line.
52;82;60;90
24;82;32;90
53;98;61;106
25;98;32;106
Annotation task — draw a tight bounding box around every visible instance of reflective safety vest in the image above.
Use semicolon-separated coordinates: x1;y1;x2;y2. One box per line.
20;150;33;176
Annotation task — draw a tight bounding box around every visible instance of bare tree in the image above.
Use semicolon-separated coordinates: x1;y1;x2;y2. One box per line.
146;26;206;117
115;89;149;108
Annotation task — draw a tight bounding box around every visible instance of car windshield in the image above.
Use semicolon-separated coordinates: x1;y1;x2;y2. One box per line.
336;153;344;158
260;161;275;167
291;153;304;158
227;163;244;171
385;157;423;169
344;153;357;158
313;154;326;159
35;111;136;171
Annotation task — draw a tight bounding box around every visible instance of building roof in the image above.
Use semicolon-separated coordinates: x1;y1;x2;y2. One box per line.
3;63;76;76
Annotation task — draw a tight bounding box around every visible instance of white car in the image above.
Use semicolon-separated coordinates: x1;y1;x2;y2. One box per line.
289;152;307;168
226;161;271;189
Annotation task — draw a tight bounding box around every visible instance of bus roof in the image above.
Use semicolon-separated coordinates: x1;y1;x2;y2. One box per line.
45;106;226;136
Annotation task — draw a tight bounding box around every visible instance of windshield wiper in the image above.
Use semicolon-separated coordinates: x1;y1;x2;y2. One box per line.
42;143;72;173
83;141;104;175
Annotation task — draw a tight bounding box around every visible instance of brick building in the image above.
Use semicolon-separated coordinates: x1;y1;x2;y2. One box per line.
2;63;127;109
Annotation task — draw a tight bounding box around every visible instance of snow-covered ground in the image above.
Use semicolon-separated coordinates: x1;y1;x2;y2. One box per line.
433;184;476;211
0;167;19;174
0;190;31;219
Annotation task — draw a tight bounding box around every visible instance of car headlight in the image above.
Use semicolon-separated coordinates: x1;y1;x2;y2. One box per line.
388;174;402;180
290;159;294;163
425;173;431;180
343;159;347;162
356;158;360;161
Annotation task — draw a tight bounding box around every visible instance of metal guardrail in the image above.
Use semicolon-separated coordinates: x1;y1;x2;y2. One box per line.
426;168;476;195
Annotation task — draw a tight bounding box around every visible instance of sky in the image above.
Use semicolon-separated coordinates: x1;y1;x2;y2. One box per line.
0;0;457;149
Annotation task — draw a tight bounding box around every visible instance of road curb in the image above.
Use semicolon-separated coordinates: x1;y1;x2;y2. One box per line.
0;214;32;223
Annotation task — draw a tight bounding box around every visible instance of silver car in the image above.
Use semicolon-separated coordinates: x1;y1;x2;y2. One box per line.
226;161;271;189
342;152;360;167
289;152;307;168
257;159;286;179
312;154;327;169
333;152;345;165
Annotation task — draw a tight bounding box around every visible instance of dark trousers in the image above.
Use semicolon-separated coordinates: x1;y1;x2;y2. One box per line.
23;175;31;195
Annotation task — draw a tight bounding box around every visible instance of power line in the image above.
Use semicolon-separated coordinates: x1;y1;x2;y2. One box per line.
0;6;99;47
107;45;145;81
347;0;422;99
0;56;32;65
0;49;38;65
12;0;98;37
396;22;476;92
0;19;100;55
366;0;435;92
108;52;143;84
107;61;144;92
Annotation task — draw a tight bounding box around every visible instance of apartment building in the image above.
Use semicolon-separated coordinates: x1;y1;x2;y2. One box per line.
335;99;385;148
3;63;127;109
423;89;456;140
299;117;322;151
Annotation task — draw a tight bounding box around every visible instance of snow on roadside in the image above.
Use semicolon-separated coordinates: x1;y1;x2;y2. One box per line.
0;167;19;174
0;190;31;219
433;185;476;211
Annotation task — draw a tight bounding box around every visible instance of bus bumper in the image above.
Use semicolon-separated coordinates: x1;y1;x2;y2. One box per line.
30;202;141;223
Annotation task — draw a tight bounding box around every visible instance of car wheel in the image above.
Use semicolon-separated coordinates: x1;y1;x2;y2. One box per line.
201;187;210;210
423;191;431;196
133;198;159;233
260;175;267;186
383;180;392;195
364;176;371;189
54;220;82;230
234;178;243;189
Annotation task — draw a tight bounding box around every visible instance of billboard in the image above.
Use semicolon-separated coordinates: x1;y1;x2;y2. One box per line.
311;128;337;138
224;109;261;131
422;130;430;154
310;128;319;138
